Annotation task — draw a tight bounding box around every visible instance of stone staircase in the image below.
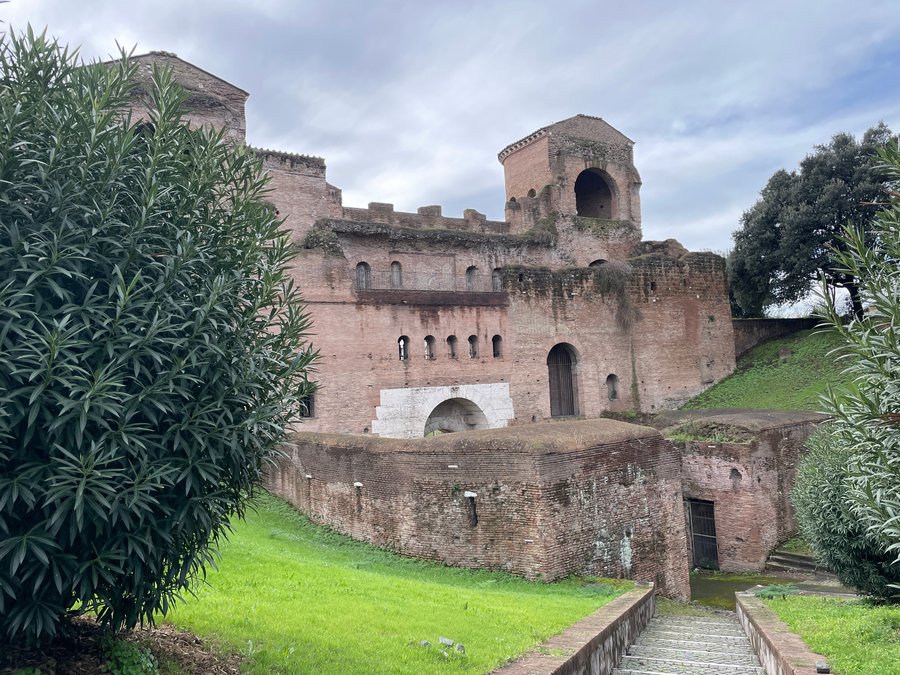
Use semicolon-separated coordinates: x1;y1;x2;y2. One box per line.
613;612;763;675
765;548;833;578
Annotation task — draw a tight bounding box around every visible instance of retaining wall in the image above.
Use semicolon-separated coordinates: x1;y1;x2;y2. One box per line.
736;592;829;675
495;583;655;675
733;318;818;357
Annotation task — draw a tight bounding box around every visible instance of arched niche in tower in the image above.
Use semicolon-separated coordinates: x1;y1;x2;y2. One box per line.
574;168;617;219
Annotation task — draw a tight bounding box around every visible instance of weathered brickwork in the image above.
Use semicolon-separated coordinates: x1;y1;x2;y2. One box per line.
732;318;819;357
124;53;738;439
266;420;691;599
674;411;827;571
120;55;809;595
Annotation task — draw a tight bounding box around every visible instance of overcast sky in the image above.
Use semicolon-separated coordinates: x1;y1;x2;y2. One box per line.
4;0;900;252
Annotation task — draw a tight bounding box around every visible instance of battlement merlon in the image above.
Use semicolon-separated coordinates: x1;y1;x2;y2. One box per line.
338;203;511;234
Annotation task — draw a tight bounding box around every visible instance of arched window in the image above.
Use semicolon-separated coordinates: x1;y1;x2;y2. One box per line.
467;335;478;358
355;262;371;289
447;335;458;359
527;188;537;198
424;335;436;360
492;335;503;358
547;344;578;417
465;266;478;292
606;374;619;401
390;261;402;288
589;259;608;268
575;169;615;219
491;268;502;292
398;335;410;361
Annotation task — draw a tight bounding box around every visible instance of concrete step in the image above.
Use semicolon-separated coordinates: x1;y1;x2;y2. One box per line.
613;610;763;675
645;619;746;635
636;636;755;655
616;656;763;674
640;628;752;644
767;553;820;571
628;645;761;666
771;549;817;565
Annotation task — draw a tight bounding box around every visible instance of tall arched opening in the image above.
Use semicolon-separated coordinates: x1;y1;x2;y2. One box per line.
547;343;578;417
424;398;490;436
574;169;616;219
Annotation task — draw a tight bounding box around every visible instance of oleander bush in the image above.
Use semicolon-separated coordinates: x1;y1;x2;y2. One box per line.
0;28;316;643
792;427;899;600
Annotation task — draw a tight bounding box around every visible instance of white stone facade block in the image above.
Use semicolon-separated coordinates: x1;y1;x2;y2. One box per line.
371;383;514;438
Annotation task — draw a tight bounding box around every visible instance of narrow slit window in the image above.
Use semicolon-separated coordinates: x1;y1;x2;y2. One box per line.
398;335;410;361
447;335;458;359
492;335;503;358
299;393;315;418
424;335;436;360
606;374;619;401
468;335;478;358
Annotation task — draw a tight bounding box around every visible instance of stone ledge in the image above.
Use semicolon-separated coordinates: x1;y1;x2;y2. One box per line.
494;583;655;675
735;591;829;675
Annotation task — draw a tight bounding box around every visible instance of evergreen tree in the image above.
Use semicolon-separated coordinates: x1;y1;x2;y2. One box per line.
729;124;895;317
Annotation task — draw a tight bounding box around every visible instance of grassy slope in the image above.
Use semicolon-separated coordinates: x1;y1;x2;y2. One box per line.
683;329;850;411
764;596;900;675
164;494;630;675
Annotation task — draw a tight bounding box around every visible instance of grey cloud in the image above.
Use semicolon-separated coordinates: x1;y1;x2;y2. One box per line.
4;0;900;249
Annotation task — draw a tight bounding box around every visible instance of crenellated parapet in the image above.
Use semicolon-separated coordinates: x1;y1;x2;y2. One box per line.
339;202;510;234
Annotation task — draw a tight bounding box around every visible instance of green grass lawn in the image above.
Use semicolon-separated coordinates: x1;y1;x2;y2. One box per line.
162;493;631;674
763;595;900;675
683;329;849;410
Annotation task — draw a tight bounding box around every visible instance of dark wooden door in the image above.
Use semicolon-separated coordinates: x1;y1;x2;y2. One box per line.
547;345;575;417
686;499;719;569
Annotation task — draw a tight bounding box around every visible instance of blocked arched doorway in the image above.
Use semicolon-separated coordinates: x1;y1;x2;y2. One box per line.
574;169;616;219
424;398;490;436
547;344;578;417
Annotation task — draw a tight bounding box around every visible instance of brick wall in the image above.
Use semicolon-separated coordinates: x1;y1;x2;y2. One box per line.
128;52;248;142
266;419;691;599
677;411;826;571
733;318;818;357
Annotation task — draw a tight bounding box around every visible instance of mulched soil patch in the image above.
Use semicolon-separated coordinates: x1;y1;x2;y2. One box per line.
0;616;241;674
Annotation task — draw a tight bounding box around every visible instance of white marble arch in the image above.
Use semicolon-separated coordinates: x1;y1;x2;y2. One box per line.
371;383;514;438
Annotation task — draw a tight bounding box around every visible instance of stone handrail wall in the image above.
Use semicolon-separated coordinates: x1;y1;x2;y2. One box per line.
735;591;828;675
733;318;819;357
495;583;655;675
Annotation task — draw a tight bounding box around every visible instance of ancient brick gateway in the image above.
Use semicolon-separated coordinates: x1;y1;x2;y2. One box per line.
123;54;823;596
125;52;736;440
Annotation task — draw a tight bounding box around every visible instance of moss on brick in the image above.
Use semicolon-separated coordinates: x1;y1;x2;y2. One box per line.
319;218;551;249
301;227;345;257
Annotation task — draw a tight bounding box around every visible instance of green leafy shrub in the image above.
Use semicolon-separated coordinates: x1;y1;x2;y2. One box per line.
792;427;900;600
816;140;900;566
100;635;158;675
753;584;800;600
0;29;317;643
